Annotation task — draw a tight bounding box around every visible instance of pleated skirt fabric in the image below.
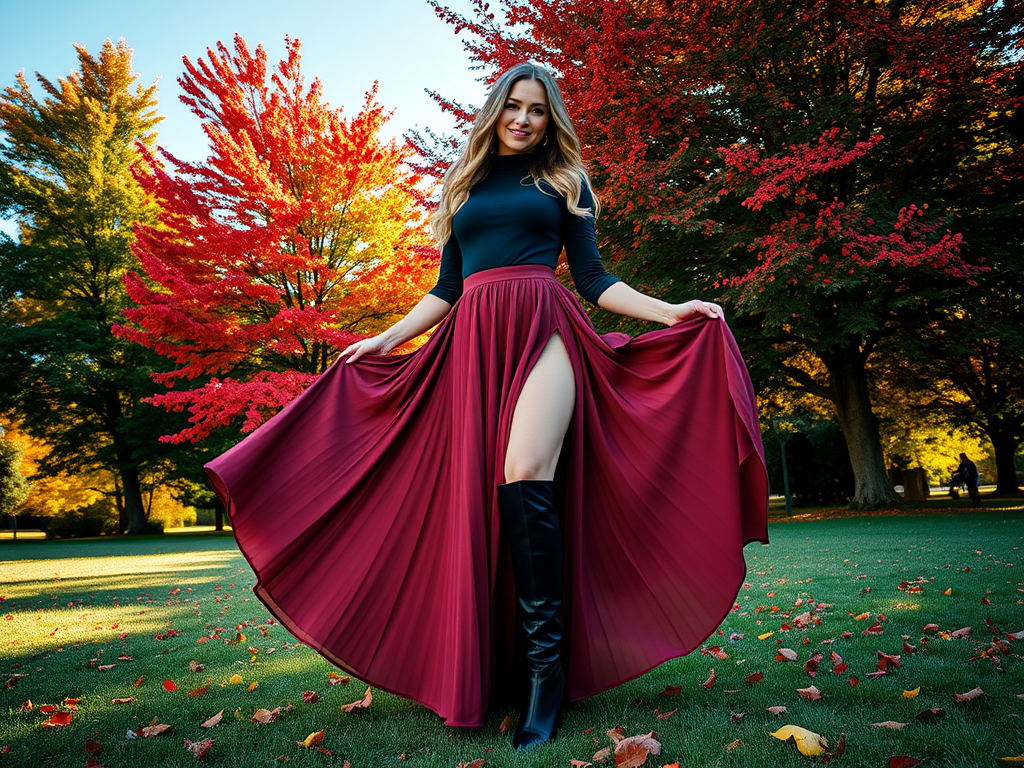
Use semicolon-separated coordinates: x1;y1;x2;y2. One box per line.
203;263;770;728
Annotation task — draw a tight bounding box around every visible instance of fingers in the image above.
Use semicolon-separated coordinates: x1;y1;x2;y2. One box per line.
690;300;724;320
342;343;362;364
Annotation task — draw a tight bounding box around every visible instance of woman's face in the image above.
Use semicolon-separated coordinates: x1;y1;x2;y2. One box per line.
495;78;550;156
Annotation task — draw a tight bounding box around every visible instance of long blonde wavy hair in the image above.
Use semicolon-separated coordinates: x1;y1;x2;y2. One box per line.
431;62;601;249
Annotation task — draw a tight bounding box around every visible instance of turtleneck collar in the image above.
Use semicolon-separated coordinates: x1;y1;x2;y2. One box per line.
491;151;537;170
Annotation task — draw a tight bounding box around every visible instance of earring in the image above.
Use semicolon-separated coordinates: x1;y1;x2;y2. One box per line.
542;133;549;147
489;143;496;154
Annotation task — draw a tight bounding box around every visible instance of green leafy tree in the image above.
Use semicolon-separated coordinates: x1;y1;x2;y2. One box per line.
0;39;184;534
0;431;30;521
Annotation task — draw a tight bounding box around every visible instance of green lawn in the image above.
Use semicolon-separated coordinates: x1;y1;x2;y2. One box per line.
2;507;1023;768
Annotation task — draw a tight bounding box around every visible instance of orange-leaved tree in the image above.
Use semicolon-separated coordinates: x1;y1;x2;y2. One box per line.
116;35;439;443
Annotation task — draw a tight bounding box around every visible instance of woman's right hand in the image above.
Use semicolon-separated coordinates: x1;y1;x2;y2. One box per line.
339;333;394;364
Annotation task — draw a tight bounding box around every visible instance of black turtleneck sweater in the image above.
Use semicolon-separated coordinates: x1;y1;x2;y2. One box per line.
427;151;622;307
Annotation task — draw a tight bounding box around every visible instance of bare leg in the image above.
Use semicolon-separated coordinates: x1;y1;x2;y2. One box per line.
504;331;575;483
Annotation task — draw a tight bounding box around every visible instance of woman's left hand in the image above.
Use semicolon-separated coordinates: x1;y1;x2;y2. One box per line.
665;299;725;326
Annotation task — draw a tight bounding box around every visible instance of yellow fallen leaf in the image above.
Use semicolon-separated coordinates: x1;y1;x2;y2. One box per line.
995;756;1024;763
228;674;243;684
769;724;828;756
758;631;774;640
295;730;325;748
902;687;921;699
247;681;258;691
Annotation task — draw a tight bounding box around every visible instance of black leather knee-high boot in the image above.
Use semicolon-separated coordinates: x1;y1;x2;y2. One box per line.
497;479;567;749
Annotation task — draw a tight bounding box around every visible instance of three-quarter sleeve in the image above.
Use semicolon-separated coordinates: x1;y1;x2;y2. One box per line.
427;234;464;306
562;179;622;307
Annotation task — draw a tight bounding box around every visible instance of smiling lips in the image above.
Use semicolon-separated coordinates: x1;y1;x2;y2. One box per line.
509;128;530;137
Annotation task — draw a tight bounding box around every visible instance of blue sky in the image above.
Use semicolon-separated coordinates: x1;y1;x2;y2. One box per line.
0;0;492;239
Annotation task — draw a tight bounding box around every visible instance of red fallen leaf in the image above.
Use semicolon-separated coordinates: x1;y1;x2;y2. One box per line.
133;675;145;687
656;708;677;719
866;670;888;677
39;704;58;713
613;730;661;768
251;707;281;723
702;668;716;689
829;651;843;663
729;711;745;723
42;711;73;727
923;623;939;633
832;663;849;674
64;697;82;709
117;654;132;660
302;691;320;704
327;673;350;686
189;661;205;673
982;597;991;605
804;652;822;676
840;631;853;638
111;697;135;704
97;664;116;672
776;648;798;662
117;631;128;640
340;688;372;713
746;672;763;685
187;686;209;698
498;714;513;734
84;739;102;753
184;738;214;760
663;684;681;697
863;620;884;635
903;642;917;653
822;732;847;763
796;684;822;700
876;651;901;671
915;707;945;722
200;710;224;728
950;626;971;639
888;756;924;768
850;676;860;686
953;686;984;701
85;757;106;768
162;680;178;692
17;700;32;712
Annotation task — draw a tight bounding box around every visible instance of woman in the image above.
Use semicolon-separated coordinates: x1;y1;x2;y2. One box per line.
204;62;769;751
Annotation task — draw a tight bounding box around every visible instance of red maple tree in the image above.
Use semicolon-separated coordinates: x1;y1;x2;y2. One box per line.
413;0;1018;508
115;35;438;443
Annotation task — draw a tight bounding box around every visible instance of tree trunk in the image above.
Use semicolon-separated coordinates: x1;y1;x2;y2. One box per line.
987;419;1022;495
215;498;225;532
827;349;904;510
113;476;128;535
121;465;148;535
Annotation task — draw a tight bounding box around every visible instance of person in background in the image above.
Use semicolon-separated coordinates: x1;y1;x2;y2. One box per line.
953;452;981;507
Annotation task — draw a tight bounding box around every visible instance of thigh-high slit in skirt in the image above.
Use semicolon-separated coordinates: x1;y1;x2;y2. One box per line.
203;263;770;728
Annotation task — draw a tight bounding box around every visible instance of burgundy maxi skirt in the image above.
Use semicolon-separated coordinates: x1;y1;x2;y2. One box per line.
203;263;770;728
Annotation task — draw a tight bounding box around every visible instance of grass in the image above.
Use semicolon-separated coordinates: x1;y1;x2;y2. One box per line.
1;507;1023;768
